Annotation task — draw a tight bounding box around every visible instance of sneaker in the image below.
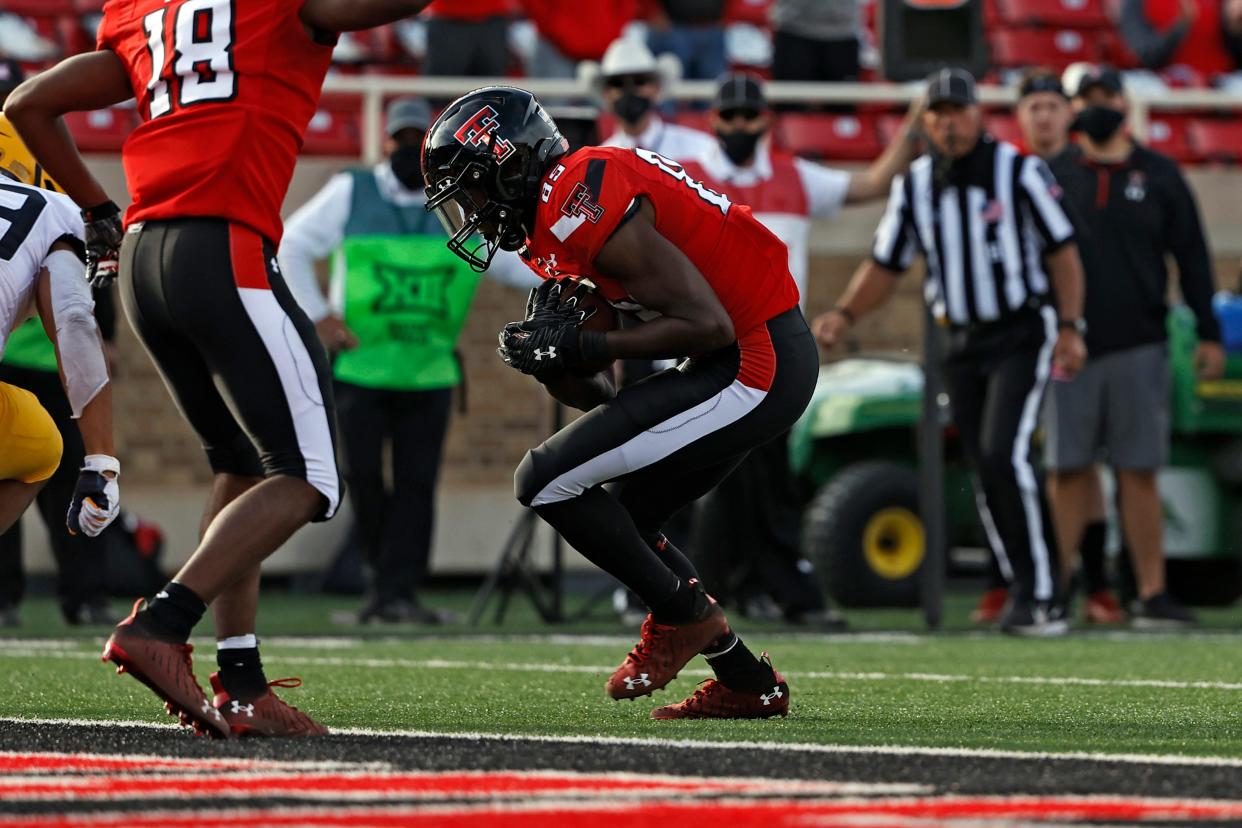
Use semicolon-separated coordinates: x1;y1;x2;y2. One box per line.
210;673;329;738
971;587;1009;624
999;599;1070;637
101;599;230;739
651;654;789;720
606;596;730;700
1083;590;1126;625
1131;592;1197;629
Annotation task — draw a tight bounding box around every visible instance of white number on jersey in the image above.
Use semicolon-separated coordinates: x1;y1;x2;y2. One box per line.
144;0;237;119
634;148;731;215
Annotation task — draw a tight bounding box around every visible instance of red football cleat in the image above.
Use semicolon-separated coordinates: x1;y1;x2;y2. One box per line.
606;597;729;700
210;673;329;738
651;654;790;719
971;587;1009;624
1083;590;1126;624
101;599;230;739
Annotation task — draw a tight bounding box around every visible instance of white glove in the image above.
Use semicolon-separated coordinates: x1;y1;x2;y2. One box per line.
67;454;120;537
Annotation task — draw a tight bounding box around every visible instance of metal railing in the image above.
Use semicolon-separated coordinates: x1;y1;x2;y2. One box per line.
322;74;1242;164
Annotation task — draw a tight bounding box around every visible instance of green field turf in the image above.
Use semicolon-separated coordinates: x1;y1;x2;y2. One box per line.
2;590;1241;759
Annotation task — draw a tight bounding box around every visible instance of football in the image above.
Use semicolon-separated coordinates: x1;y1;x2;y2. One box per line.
561;280;618;374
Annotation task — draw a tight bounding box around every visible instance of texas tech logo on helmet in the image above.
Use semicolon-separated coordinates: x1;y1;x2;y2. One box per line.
454;105;516;163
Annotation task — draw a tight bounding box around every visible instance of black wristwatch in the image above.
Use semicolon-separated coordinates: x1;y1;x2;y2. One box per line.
1058;318;1088;336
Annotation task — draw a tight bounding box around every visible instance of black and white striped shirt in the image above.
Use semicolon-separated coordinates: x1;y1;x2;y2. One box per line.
871;136;1075;327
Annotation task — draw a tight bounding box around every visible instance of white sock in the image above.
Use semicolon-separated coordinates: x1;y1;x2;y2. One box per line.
217;634;258;651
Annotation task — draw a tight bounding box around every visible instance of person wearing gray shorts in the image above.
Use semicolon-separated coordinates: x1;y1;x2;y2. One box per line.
1044;66;1225;628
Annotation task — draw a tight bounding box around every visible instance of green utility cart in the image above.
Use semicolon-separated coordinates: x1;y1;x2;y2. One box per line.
791;306;1242;608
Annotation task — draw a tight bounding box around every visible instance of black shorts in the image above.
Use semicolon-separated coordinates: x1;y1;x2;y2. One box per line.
515;307;818;531
119;218;341;519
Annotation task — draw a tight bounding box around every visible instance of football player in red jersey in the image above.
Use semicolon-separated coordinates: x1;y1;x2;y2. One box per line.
6;0;435;738
424;87;817;719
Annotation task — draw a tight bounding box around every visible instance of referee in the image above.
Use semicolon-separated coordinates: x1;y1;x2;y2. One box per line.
814;69;1088;636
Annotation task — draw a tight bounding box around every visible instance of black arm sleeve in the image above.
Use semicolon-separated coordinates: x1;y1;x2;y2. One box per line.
1117;0;1189;68
1167;168;1221;342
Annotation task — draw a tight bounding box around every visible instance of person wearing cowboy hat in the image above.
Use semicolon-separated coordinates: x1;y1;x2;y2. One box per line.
582;36;716;163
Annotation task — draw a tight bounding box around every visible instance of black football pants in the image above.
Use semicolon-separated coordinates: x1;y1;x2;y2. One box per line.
944;306;1061;604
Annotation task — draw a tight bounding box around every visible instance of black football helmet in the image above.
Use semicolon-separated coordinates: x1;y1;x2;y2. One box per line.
423;86;569;271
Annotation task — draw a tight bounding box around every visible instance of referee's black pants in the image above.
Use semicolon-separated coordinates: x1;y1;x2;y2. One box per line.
944;306;1060;604
0;364;109;615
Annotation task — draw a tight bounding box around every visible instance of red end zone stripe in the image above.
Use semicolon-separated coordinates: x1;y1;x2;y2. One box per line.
5;798;1242;828
229;224;269;290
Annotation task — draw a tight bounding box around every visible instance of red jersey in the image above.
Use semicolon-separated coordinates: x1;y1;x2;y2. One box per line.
97;0;336;243
525;146;799;340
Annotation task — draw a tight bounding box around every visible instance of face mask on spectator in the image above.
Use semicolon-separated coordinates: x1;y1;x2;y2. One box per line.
390;142;424;190
716;129;762;165
1073;106;1125;144
614;92;654;127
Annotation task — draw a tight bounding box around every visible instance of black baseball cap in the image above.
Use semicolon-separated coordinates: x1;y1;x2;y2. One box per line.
1018;72;1067;100
713;72;767;113
1071;66;1123;98
926;68;978;107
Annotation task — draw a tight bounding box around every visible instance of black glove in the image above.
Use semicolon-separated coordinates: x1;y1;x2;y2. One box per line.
81;201;124;289
524;279;596;328
498;320;585;375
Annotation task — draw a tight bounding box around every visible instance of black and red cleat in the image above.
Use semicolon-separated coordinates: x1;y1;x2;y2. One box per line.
651;654;790;719
101;599;230;739
210;673;329;738
606;592;729;700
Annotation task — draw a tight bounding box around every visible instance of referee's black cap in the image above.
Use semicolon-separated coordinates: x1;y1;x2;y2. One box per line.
926;68;978;108
713;72;768;113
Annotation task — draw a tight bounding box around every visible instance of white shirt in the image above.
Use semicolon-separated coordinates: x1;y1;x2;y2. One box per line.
694;139;850;303
601;117;718;163
278;163;537;323
0;182;85;356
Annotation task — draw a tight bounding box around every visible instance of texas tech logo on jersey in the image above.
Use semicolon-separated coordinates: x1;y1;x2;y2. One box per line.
454;106;515;163
560;182;605;224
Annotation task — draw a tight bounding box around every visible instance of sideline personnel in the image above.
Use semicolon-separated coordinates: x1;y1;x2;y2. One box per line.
814;69;1088;636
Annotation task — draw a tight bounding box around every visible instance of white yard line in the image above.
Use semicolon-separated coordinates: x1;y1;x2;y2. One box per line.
2;715;1242;770
2;646;1240;693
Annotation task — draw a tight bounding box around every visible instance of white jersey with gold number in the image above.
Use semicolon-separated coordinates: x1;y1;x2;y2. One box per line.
0;179;85;356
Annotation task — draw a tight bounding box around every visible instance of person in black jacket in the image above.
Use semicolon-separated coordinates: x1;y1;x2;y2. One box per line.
1044;66;1224;628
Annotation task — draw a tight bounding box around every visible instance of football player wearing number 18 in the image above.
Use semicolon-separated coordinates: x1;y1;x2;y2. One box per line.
6;0;435;739
424;87;817;719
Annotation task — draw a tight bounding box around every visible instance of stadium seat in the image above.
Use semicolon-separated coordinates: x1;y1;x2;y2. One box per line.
1144;116;1197;163
988;28;1099;69
985;114;1025;146
1099;31;1141;69
876;113;907;146
776;112;881;161
1186;119;1242;164
3;1;75;14
63;108;136;154
997;0;1109;27
73;0;106;12
302;106;362;157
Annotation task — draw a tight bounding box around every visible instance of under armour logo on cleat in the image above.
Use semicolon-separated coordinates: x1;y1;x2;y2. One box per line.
230;700;255;718
623;674;652;690
533;347;557;361
201;700;223;720
760;686;784;706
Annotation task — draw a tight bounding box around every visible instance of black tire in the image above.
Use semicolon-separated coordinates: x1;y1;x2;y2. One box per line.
802;461;924;608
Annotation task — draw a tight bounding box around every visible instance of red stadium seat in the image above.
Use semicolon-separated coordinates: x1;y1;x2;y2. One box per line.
876;113;907;145
1144;116;1197;163
63;108;136;154
985;114;1025;146
674;110;714;135
73;0;107;12
776;112;881;161
726;0;773;26
302;107;362;157
1098;31;1140;69
1186;119;1242;164
2;1;74;14
997;0;1109;27
988;28;1099;69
